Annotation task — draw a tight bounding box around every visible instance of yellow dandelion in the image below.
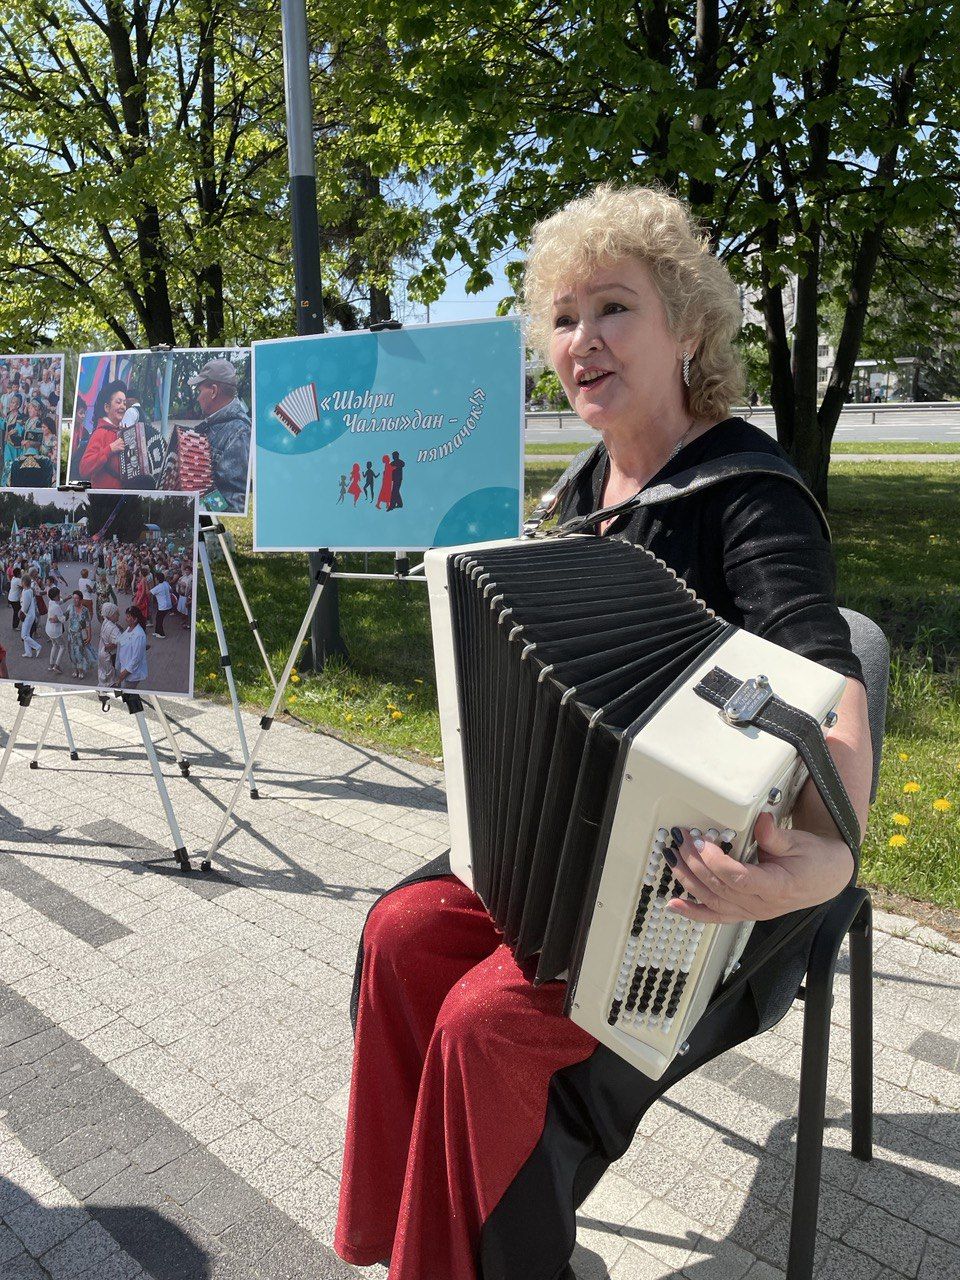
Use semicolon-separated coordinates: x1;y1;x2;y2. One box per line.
888;834;908;848
387;702;398;711
365;714;373;723
903;782;920;794
892;813;911;827
933;798;952;813
290;673;301;684
898;752;909;762
287;694;297;704
344;712;354;723
207;672;218;680
391;710;403;721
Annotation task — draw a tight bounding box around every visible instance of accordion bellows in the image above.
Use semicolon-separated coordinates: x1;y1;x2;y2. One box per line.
426;536;846;1078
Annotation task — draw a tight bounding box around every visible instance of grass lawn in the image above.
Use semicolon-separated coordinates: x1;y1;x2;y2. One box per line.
524;440;960;456
198;460;960;909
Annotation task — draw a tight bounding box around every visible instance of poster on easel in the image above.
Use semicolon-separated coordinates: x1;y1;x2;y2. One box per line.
252;318;523;551
0;353;64;488
0;488;199;698
66;349;252;515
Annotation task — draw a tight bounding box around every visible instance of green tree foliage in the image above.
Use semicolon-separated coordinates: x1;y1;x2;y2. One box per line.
531;368;570;410
341;0;960;502
0;0;287;348
822;223;960;400
0;0;428;351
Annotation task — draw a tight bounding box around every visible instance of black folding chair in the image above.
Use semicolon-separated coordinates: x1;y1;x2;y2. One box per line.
784;609;889;1280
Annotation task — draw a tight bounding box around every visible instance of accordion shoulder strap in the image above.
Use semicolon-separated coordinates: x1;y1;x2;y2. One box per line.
523;443;601;535
552;452;831;541
693;664;861;1023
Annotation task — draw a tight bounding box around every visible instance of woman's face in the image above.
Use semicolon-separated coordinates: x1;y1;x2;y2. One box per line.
549;257;688;435
72;591;83;607
105;390;126;426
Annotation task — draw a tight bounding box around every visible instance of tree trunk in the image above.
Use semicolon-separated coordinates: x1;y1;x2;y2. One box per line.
369;283;391;325
105;0;177;346
756;169;795;453
643;0;681;189
818;226;884;442
360;169;392;325
689;0;719;220
790;408;830;508
136;209;178;346
198;1;225;344
818;64;918;446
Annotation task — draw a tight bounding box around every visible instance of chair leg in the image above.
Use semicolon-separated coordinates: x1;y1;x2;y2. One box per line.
848;898;873;1162
787;950;834;1280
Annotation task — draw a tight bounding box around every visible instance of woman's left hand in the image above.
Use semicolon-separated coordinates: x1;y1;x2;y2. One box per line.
666;812;855;924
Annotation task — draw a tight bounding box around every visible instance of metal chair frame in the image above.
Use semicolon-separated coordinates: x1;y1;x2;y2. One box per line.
786;885;873;1279
781;607;885;1278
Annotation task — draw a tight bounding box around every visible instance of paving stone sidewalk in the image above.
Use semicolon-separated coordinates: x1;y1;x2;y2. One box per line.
0;694;956;1280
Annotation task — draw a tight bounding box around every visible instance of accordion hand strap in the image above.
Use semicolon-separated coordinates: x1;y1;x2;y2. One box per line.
692;666;861;867
551;452;831;542
692;664;861;1023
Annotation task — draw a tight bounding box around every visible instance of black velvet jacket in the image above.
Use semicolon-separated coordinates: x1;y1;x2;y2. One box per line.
558;417;862;686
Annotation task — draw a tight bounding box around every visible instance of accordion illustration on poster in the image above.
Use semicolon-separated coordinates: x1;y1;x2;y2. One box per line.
251;319;524;551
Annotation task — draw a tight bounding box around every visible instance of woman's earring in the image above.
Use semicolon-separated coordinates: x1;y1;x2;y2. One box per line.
682;351;691;386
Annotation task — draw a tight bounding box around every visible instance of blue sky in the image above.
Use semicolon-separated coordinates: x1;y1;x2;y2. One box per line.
402;251;521;325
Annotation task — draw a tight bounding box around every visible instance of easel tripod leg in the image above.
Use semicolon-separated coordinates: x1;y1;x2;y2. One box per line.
149;697;189;776
59;699;79;760
198;535;258;796
30;699;59;769
202;556;335;869
123;694;190;872
0;685;35;786
217;530;277;689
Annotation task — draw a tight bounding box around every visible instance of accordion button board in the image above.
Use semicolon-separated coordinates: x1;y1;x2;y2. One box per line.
425;535;847;1079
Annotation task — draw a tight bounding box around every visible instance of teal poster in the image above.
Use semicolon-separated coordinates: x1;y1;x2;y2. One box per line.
252;319;523;551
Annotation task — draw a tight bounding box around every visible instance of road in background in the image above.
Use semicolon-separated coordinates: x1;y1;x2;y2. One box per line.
525;403;960;445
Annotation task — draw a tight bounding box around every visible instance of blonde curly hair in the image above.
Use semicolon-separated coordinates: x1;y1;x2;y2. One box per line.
522;184;744;422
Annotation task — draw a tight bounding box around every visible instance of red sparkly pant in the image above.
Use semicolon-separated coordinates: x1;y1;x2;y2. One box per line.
334;875;598;1280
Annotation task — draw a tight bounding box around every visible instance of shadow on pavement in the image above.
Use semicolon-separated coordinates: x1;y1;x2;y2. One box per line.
570;1107;958;1278
0;1173;212;1280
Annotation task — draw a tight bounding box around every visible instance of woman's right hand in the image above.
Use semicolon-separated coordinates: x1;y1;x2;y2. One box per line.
109;438;125;454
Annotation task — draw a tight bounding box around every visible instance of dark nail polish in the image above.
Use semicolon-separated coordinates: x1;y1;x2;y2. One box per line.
670;826;684;846
720;840;733;853
663;847;678;868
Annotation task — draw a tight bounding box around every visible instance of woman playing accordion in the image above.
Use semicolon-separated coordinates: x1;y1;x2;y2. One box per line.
334;184;872;1280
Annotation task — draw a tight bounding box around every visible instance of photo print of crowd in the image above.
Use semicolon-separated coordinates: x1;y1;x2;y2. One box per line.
0;488;198;697
0;354;63;487
67;349;251;514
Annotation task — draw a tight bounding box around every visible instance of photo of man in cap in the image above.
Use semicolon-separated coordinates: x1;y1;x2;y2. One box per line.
186;356;252;514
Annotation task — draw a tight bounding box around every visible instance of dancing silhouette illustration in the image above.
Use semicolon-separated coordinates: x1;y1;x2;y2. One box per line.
376;455;393;509
387;451;405;510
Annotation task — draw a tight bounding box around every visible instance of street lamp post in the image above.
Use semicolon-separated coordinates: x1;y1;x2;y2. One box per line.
280;0;347;668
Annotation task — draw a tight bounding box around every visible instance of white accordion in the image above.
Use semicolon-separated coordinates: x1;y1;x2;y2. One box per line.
426;535;851;1079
